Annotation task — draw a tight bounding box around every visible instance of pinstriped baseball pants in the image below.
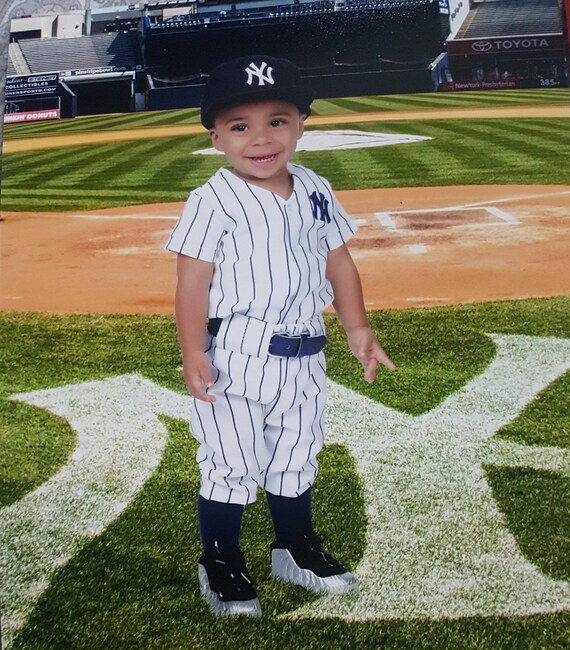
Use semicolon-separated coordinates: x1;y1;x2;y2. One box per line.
190;343;327;505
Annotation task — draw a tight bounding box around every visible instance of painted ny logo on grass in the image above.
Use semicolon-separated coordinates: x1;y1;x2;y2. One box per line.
1;333;569;647
286;333;570;621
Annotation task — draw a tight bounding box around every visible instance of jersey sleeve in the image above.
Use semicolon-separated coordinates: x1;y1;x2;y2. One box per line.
322;179;358;251
165;191;225;262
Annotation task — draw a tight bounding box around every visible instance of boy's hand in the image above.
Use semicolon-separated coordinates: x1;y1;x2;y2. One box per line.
347;326;396;384
183;351;216;402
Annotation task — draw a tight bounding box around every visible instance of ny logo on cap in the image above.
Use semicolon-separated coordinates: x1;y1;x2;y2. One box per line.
245;61;275;86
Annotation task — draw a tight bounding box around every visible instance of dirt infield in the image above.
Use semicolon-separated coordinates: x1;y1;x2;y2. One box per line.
3;103;569;314
2;184;569;314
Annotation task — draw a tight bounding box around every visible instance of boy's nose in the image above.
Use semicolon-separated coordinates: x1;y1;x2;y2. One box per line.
251;126;272;143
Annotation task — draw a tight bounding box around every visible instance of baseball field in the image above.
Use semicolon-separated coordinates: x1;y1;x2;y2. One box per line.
1;87;569;649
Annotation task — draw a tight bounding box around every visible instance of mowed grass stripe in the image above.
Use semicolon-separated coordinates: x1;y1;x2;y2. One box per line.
3;192;182;212
2;145;140;190
3;118;569;210
67;138;193;189
503;119;570;145
305;118;569;188
418;120;566;184
414;122;510;184
4;138;195;193
146;146;219;191
41;143;162;189
481;120;570;161
0;146;75;177
431;121;559;171
310;87;570;115
3;88;567;139
2;108;202;139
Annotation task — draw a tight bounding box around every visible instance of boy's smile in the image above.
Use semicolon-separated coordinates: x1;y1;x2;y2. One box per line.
209;100;305;198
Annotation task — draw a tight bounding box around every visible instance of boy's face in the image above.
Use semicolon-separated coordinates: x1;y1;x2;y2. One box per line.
209;100;305;190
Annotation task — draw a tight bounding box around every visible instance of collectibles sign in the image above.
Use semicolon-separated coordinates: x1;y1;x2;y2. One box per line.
447;35;567;55
5;73;59;97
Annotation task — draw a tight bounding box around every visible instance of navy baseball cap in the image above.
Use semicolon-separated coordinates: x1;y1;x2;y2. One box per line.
200;55;315;129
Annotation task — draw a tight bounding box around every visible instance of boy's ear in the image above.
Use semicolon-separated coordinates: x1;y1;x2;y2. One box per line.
297;114;307;139
209;128;222;151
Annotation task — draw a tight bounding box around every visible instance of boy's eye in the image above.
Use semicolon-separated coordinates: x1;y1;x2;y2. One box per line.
270;119;285;127
231;124;247;132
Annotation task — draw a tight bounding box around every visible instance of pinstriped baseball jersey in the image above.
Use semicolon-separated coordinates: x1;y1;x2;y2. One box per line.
166;163;356;325
167;163;356;504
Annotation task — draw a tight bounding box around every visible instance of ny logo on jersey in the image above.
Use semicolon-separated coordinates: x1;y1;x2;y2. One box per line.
245;61;274;86
309;191;331;223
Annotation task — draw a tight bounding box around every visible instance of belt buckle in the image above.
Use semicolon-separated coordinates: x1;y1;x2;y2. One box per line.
278;332;305;357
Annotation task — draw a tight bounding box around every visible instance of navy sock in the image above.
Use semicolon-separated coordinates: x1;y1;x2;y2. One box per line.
198;495;244;555
266;487;313;546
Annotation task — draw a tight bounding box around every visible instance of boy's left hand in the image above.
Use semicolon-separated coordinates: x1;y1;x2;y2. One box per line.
347;326;396;384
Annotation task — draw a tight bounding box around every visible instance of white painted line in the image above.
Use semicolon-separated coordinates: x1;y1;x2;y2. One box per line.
374;212;397;230
75;215;179;221
372;205;521;231
405;296;450;303
406;244;428;255
353;218;368;226
461;189;570;209
384;205;479;215
389;189;570;216
486;206;520;224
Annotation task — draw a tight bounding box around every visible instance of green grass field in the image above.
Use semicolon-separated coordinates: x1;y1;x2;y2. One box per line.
1;88;570;649
2;88;570;211
1;300;569;649
3;87;569;140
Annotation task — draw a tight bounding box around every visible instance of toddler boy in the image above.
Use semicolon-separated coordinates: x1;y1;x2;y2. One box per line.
166;54;395;617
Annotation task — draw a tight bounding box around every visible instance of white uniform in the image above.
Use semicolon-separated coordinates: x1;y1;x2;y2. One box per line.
166;163;356;505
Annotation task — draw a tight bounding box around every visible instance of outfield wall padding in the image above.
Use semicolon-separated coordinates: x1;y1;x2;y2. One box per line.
147;69;435;111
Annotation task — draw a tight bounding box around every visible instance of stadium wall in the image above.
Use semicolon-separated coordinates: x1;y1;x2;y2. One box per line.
146;68;436;111
144;2;443;109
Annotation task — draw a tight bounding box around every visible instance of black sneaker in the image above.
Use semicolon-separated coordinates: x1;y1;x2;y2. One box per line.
271;532;358;594
198;545;261;617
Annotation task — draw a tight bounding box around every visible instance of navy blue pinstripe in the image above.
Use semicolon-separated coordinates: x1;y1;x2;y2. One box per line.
245;185;275;323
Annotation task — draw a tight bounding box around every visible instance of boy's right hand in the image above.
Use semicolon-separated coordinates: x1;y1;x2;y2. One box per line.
183;351;216;402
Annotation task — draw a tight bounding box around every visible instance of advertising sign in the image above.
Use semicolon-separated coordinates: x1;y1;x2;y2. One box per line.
6;73;59;97
4;109;61;123
447;35;568;55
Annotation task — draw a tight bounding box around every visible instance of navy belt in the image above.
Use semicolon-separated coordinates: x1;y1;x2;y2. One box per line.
207;318;326;358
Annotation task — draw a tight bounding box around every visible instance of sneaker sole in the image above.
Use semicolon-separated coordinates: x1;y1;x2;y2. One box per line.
198;565;262;617
271;548;359;594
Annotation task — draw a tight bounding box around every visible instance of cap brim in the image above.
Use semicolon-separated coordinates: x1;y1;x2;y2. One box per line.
202;85;314;128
